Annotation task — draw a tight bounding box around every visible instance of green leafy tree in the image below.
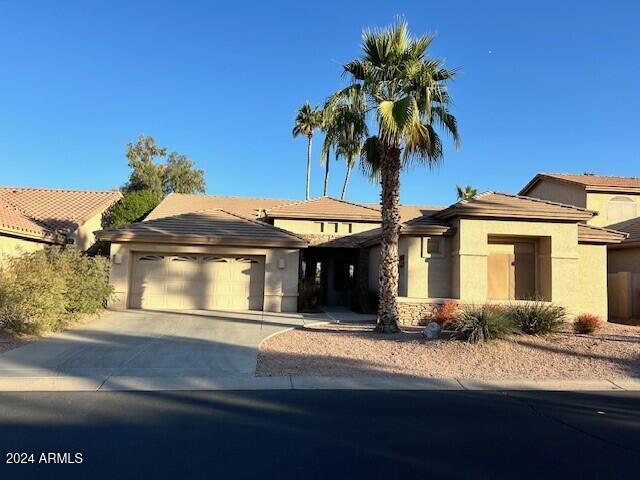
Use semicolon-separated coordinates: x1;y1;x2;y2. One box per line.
292;103;323;199
329;20;460;332
163;152;206;195
123;134;206;198
102;189;161;228
456;184;477;200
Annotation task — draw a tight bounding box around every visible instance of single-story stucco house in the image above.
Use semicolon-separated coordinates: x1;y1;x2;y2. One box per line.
97;190;626;323
0;187;122;257
520;173;640;321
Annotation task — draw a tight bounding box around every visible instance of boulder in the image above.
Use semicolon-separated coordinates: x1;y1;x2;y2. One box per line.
422;321;442;340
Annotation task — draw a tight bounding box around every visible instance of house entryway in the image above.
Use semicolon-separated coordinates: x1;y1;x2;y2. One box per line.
301;248;360;307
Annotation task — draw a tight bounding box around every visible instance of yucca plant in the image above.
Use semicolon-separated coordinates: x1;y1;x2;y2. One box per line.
450;304;517;343
507;301;566;335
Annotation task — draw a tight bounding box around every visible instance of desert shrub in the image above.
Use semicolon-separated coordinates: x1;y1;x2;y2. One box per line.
450;304;517;343
45;248;113;315
298;280;321;312
573;313;602;334
433;300;459;326
0;252;68;333
0;247;113;334
507;301;566;335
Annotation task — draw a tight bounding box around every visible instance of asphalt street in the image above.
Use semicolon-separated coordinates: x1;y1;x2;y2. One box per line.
0;390;638;479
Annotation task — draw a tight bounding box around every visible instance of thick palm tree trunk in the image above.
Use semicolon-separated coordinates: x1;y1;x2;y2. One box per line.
323;151;330;196
376;142;401;333
305;136;313;200
340;164;353;200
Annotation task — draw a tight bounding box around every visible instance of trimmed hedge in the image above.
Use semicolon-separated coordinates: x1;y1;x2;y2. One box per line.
0;247;113;334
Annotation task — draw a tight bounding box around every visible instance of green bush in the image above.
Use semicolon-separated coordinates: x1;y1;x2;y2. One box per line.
0;247;113;334
507;301;566;335
102;189;160;229
450;304;517;343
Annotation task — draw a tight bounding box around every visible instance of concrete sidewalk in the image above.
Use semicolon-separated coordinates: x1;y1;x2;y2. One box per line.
0;374;638;392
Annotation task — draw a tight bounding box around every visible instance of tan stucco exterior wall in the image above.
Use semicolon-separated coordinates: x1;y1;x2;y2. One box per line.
71;211;103;251
398;236;451;298
273;218;379;235
526;181;587;208
585;192;640;227
453;219;581;313
0;234;48;262
577;243;609;318
108;242;301;313
365;219;608;318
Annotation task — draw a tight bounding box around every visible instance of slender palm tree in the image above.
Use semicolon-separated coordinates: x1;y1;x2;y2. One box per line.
292;102;323;200
329;20;460;332
321;101;368;199
456;184;477;200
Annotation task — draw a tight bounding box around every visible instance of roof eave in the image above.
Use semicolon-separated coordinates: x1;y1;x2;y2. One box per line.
434;210;594;222
0;227;63;244
95;232;308;249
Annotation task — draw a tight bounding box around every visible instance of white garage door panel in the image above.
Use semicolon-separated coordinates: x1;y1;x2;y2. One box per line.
130;254;265;311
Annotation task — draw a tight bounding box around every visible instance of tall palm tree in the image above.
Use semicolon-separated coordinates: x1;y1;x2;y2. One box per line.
292;102;323;200
456;184;477;200
321;101;368;199
329;20;460;332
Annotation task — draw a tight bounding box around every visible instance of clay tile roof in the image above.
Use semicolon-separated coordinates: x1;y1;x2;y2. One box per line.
434;191;596;222
520;173;640;195
606;217;640;248
0;187;122;233
146;193;293;221
577;224;627;244
96;209;308;248
265;196;382;221
0;199;60;242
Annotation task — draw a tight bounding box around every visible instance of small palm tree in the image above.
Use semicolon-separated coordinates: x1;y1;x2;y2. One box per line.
329;20;460;332
293;102;323;200
321;101;368;199
456;184;477;200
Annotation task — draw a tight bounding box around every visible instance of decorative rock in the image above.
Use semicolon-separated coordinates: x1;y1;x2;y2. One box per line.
422;321;442;340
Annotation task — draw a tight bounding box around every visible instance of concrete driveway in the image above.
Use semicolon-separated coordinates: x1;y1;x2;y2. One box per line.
0;309;347;390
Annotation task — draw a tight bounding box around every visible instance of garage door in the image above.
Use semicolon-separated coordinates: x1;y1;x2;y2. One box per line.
130;254;265;311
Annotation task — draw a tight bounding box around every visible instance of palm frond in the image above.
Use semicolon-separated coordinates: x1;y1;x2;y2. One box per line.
360;136;381;183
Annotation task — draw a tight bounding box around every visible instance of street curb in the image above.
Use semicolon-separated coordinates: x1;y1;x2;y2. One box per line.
0;375;637;392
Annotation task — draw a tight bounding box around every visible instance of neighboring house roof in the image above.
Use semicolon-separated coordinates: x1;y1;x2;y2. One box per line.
265;196;382;222
520;173;640;195
148;193;441;225
606;217;640;248
145;193;293;221
0;199;62;243
0;187;122;234
577;224;627;245
96;208;308;248
434;192;596;222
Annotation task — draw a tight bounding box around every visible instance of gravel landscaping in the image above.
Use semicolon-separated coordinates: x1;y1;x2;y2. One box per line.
257;322;640;380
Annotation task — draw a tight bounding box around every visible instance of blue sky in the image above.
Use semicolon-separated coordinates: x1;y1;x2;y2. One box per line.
0;0;638;206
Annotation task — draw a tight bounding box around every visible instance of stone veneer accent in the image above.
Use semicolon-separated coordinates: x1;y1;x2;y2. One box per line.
396;297;451;326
